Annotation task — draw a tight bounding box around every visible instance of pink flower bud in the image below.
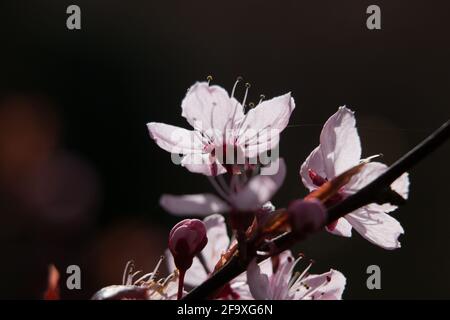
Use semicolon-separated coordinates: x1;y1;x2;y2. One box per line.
169;219;208;271
288;199;327;238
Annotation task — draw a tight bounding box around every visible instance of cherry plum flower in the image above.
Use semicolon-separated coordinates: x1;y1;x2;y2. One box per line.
91;258;179;300
247;250;346;300
159;158;286;217
299;107;410;249
147;81;295;176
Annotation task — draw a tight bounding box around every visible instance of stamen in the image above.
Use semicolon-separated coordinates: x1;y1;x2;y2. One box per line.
242;82;251;107
258;94;265;104
289;271;301;288
132;270;142;279
122;260;135;285
207;75;213;85
134;272;154;285
296;259;314;284
162;272;176;286
288;254;306;285
149;255;165;282
360;153;383;164
231;76;243;98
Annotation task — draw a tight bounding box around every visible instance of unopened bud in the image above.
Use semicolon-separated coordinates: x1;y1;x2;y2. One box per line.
288;199;327;238
169;219;208;271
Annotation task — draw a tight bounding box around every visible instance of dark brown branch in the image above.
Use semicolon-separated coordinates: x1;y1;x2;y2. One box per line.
183;120;449;300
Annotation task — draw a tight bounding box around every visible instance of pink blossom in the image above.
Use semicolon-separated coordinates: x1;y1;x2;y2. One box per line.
247;250;346;300
147;81;295;176
300;106;410;249
159;158;286;216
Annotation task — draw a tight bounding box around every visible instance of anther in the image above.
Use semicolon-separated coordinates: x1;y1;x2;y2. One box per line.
259;94;265;104
207;75;213;85
231;76;243;98
248;102;255;108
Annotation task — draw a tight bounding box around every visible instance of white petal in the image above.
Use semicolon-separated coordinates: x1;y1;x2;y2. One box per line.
246;258;271;300
181;153;227;176
270;254;295;300
299;145;327;191
243;133;280;159
237;93;295;154
185;257;209;287
319;106;362;178
239;93;295;133
201;214;230;273
147;122;204;154
347;161;387;192
165;248;176;273
391;172;410;201
230;158;286;211
181;82;244;134
345;208;404;250
165;249;208;287
159;194;229;216
347;162;410;212
326;218;353;237
294;269;346;300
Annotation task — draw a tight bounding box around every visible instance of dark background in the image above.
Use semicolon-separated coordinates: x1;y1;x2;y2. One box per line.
0;0;448;299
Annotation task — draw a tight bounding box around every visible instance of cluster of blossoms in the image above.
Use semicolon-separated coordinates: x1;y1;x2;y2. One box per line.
92;78;410;300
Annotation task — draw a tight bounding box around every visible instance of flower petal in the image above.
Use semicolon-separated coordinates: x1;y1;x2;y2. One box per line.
326;218;353;237
160;194;230;216
243;132;280;159
319;106;362;178
390;172;410;201
347;161;387;192
246;258;271;300
300;146;327;191
147;122;204;154
201;214;230;273
345;208;404;250
181;82;244;134
293;269;346;300
347;162;410;212
237;93;295;154
181;153;227;176
230;158;286;211
165;250;207;287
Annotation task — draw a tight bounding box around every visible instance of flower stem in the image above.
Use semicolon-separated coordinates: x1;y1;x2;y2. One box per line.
177;269;185;300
